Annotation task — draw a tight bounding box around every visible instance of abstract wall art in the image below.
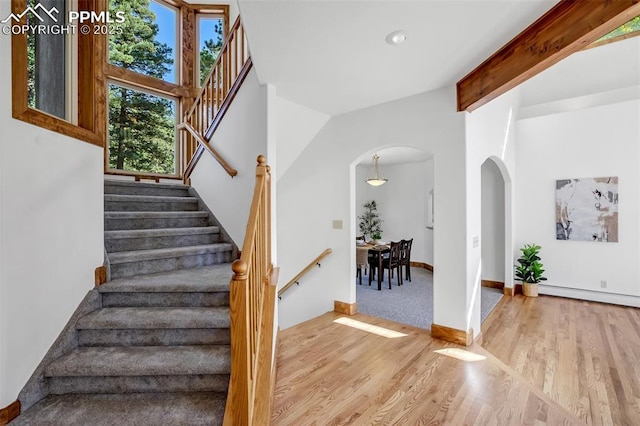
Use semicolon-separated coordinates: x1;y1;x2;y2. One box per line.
555;177;618;242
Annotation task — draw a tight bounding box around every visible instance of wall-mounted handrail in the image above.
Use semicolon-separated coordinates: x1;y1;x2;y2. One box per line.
278;248;333;298
224;155;277;425
177;122;237;177
179;16;252;181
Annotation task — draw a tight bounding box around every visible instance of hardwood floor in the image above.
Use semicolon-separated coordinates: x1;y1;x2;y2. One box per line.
482;294;640;426
272;312;582;425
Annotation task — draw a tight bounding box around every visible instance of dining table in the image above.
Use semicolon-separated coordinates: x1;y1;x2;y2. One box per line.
357;242;390;290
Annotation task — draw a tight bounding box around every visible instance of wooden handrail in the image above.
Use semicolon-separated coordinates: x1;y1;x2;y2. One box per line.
278;248;333;298
185;17;243;119
224;155;278;425
179;16;251;181
177;122;237;177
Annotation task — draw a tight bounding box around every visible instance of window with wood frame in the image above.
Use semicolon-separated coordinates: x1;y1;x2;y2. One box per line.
197;12;226;86
106;0;180;176
104;0;228;178
10;0;229;173
10;0;106;147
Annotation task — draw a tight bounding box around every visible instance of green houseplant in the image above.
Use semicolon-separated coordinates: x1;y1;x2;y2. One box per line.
515;244;547;297
358;200;383;242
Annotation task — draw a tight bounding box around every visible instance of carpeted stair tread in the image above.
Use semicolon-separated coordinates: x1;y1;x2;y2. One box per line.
47;375;230;395
104;180;190;191
77;307;230;329
46;345;230;377
104;194;198;203
78;328;230;347
104;211;209;219
13;179;234;424
108;244;233;264
10;392;226;425
105;226;220;239
99;265;232;293
104;211;210;231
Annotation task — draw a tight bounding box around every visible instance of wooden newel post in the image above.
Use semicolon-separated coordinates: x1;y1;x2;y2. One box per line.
224;152;275;425
232;259;248;281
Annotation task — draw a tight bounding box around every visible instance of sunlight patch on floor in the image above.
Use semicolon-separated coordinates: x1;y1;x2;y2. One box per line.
434;348;486;362
333;317;408;338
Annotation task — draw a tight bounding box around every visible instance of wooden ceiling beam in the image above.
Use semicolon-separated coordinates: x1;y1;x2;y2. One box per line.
457;0;640;112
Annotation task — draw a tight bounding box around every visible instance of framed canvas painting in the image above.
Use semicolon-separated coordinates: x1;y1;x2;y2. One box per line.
556;177;618;242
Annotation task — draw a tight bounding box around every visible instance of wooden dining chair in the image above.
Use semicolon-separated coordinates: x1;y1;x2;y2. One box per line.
400;238;413;282
382;241;402;288
367;246;387;286
356;246;369;285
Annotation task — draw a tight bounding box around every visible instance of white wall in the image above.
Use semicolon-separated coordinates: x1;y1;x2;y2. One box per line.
0;0;104;405
516;99;640;299
424;158;434;266
275;97;329;181
229;0;239;23
355;161;432;264
481;159;505;282
520;37;640;108
464;88;519;334
190;68;268;246
277;86;469;330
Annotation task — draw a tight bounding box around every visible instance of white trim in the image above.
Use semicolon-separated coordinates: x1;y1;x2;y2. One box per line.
539;284;640;308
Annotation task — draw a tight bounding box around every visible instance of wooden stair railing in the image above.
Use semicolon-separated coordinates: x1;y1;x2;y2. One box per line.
278;249;333;299
224;155;278;425
177;122;238;177
179;16;253;181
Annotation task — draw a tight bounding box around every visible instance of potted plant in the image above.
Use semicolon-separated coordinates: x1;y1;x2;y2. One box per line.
515;244;547;297
358;200;383;242
371;231;382;245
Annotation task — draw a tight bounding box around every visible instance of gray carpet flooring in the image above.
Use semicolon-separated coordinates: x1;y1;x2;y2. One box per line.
356;267;503;330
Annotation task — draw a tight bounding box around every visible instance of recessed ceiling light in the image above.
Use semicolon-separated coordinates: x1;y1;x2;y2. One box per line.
385;30;407;45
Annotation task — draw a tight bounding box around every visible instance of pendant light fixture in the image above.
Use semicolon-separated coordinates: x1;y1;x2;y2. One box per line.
366;153;388;186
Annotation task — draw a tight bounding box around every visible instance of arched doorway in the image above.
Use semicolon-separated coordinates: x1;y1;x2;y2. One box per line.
481;156;514;297
349;146;434;329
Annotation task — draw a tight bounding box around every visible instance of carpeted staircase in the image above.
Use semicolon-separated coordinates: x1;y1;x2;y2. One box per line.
13;180;236;425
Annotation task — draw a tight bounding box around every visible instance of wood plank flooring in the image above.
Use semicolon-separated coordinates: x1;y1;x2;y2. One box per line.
482;294;640;426
272;312;582;425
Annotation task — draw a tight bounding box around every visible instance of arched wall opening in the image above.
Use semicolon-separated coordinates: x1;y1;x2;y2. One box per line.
349;146;434;327
481;156;514;294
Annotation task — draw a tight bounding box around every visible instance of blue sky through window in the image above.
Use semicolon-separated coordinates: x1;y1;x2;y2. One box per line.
149;0;176;83
199;18;223;51
148;1;223;83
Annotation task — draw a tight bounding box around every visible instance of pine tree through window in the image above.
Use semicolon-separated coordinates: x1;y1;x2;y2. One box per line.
107;0;177;175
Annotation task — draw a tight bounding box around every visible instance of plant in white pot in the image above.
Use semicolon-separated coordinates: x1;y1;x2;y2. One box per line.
371;231;383;245
515;244;547;297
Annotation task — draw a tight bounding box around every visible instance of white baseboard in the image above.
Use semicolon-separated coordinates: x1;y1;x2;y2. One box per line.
539;284;640;308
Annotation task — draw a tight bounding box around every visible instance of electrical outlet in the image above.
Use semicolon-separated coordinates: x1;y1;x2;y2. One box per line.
600;280;607;288
472;236;480;248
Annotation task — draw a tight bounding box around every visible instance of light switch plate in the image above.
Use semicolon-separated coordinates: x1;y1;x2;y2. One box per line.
333;220;343;229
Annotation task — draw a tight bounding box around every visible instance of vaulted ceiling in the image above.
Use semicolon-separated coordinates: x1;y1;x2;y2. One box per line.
238;0;560;116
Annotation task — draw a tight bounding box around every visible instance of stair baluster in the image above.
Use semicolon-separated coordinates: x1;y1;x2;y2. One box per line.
179;16;252;182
